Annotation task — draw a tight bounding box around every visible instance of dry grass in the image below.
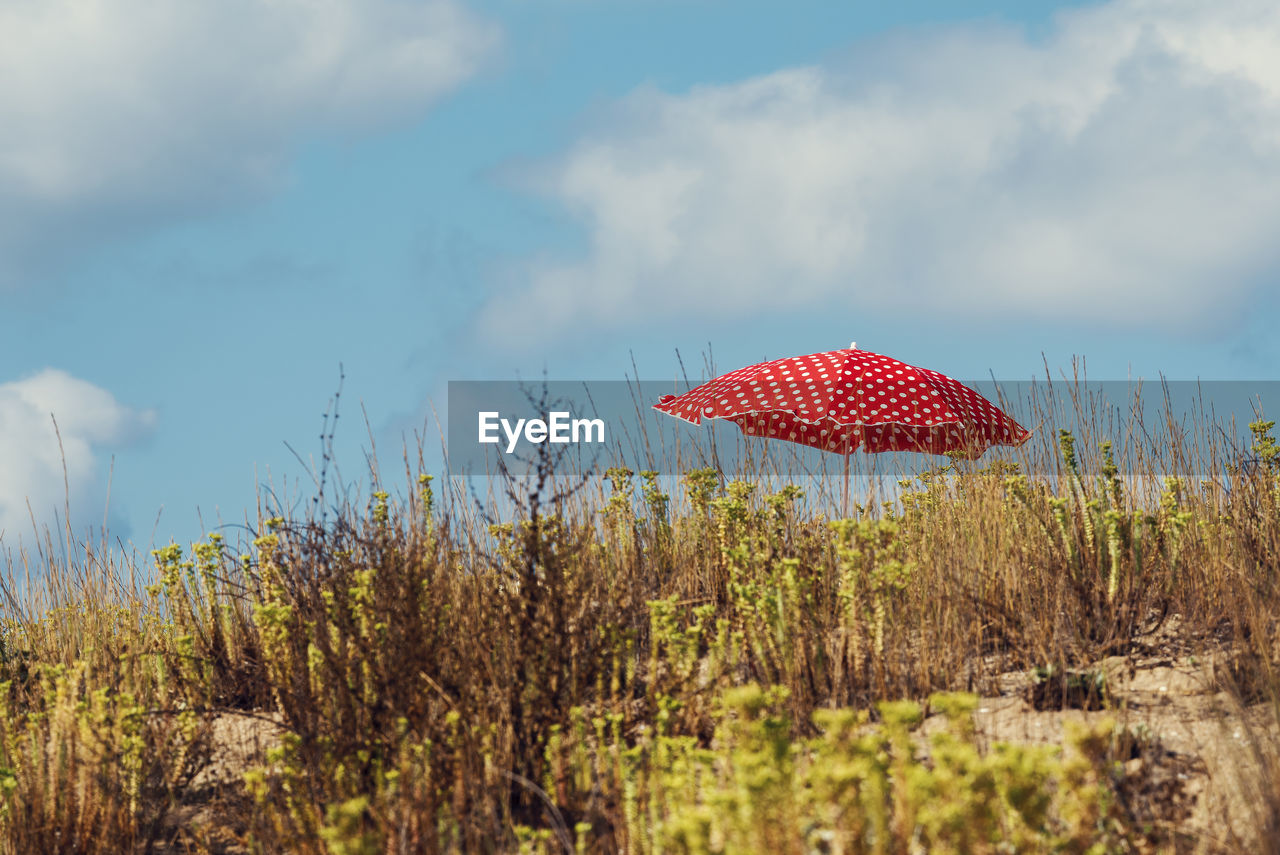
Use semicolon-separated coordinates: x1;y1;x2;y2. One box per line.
0;378;1278;853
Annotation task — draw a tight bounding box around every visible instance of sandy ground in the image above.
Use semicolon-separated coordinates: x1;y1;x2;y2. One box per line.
173;654;1280;852
922;653;1280;852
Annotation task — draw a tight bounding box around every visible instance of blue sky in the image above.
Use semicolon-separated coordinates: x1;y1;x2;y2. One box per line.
2;0;1279;553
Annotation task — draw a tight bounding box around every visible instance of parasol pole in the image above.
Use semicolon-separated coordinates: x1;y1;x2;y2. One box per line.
842;449;850;519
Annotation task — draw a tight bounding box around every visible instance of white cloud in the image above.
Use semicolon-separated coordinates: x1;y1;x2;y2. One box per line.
485;0;1280;340
0;370;156;546
0;0;499;282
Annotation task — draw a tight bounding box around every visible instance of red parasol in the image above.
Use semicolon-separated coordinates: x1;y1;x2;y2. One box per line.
654;343;1031;463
